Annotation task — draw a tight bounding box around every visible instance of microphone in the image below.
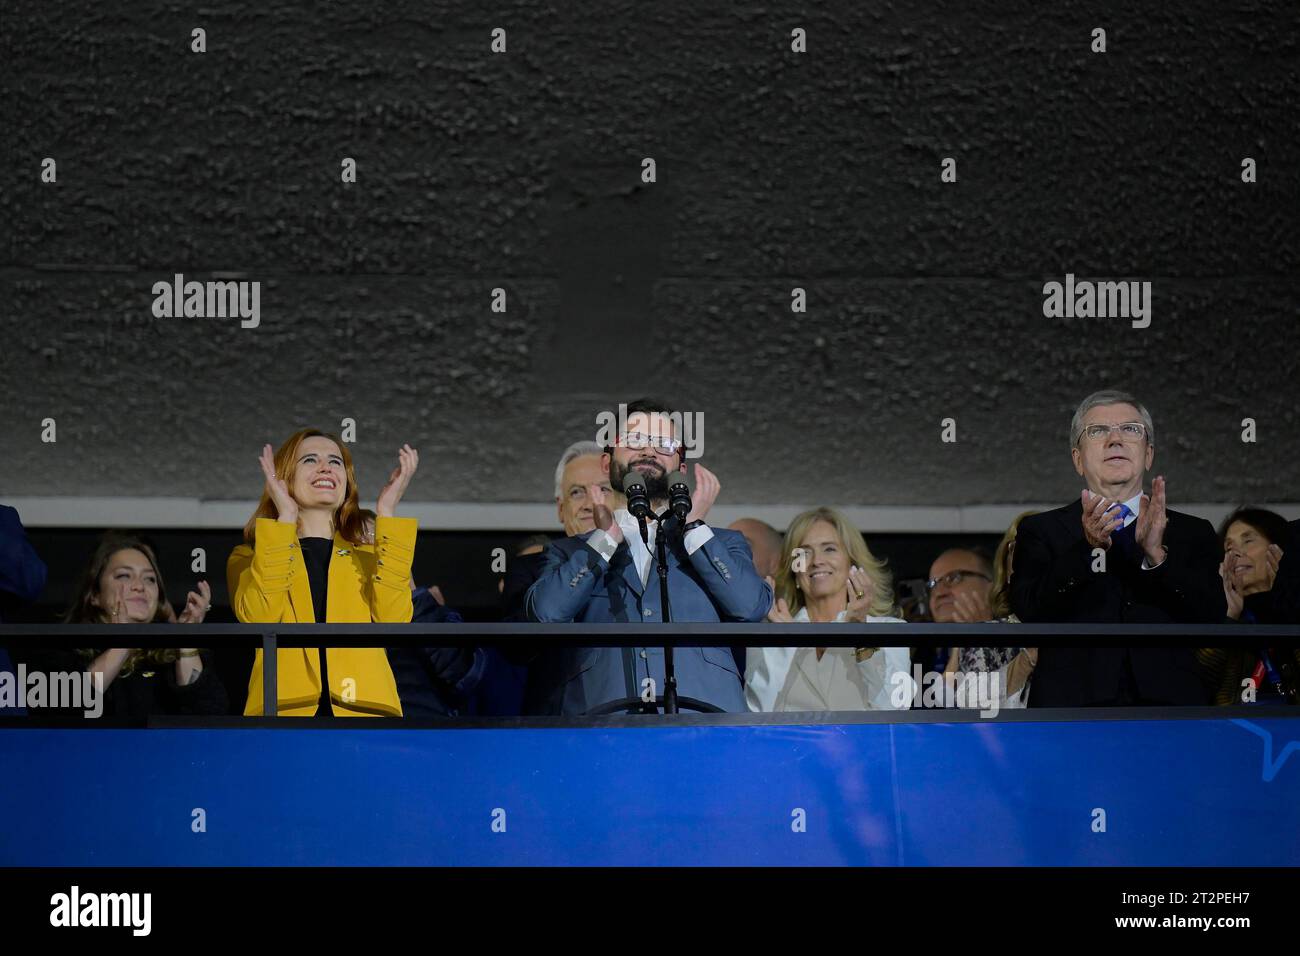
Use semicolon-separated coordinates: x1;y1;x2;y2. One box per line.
665;469;694;521
619;470;652;520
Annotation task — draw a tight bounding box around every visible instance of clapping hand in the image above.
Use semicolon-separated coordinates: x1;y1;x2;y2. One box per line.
108;582;131;624
589;483;622;544
259;444;298;524
1220;553;1244;620
949;588;992;623
684;464;721;525
376;444;419;518
843;566;874;623
764;576;795;623
1081;489;1124;549
176;580;212;624
1135;475;1169;566
1264;543;1284;590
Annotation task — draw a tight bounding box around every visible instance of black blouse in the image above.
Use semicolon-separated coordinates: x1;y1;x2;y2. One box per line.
21;647;229;721
298;537;334;717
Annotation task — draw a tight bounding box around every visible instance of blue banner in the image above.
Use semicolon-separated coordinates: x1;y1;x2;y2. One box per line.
2;716;1297;865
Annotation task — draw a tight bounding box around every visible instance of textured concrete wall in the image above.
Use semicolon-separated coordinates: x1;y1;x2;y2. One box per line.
4;1;1298;513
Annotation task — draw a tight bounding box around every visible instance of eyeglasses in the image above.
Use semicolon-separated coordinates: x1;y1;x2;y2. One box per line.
1080;422;1147;443
618;432;682;455
925;569;991;592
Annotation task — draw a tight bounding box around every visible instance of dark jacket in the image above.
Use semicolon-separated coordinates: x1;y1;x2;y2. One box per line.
29;648;230;720
385;588;485;717
1010;499;1225;706
0;505;48;716
1196;646;1299;705
502;551;548;625
497;550;551;715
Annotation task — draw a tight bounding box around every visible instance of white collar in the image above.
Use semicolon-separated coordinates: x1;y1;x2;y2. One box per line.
613;508;656;537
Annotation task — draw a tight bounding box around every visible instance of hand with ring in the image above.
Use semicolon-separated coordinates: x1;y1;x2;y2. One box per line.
844;565;874;623
176;580;212;624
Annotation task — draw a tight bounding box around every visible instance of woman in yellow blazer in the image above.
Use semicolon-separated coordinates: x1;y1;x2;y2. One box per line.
227;428;419;717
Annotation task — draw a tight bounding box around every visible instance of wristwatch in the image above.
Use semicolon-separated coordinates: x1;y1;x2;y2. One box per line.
683;520;707;532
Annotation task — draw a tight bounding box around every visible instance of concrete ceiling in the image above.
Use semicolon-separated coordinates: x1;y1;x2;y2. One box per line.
4;0;1298;526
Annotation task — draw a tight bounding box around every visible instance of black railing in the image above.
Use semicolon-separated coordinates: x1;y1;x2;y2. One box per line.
2;622;1296;717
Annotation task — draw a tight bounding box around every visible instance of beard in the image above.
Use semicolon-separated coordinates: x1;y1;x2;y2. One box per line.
610;455;670;501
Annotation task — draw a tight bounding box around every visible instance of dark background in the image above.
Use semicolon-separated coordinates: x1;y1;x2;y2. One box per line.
2;2;1298;620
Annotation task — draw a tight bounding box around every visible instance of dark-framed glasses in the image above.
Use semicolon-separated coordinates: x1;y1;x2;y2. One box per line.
619;431;682;455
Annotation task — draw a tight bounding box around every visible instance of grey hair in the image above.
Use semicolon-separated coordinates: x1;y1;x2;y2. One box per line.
553;440;605;500
1069;390;1155;448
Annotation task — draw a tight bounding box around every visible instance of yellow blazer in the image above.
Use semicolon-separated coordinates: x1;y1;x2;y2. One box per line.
227;516;417;717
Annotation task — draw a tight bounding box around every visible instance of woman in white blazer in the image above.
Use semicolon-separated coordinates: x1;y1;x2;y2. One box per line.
746;507;913;712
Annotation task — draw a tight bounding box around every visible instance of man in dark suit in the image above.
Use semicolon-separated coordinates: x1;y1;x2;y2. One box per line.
1010;390;1225;706
526;399;771;715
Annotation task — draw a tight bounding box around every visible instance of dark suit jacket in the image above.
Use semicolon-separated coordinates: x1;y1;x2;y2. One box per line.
0;504;47;716
385;589;488;718
1010;499;1225;706
524;520;771;715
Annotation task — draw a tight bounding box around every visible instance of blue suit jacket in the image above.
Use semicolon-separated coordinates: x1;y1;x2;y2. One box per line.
524;520;771;715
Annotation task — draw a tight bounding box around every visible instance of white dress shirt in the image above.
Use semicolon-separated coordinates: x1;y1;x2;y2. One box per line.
745;608;913;712
585;508;714;585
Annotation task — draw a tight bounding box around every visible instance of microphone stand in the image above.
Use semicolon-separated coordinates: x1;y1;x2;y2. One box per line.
652;508;678;714
583;497;723;716
621;510;651;714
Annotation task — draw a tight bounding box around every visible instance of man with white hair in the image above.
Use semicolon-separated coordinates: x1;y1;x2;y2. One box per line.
501;441;621;621
1010;389;1224;706
554;440;619;537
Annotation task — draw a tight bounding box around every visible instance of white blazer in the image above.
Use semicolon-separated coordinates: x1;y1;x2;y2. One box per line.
745;608;914;712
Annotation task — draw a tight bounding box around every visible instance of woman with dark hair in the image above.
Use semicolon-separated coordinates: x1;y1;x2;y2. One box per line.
1218;507;1289;622
227;429;419;717
63;532;227;717
1198;507;1298;705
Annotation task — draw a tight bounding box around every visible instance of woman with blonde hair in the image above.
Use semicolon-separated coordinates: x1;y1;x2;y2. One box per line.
745;507;912;712
227;428;419;717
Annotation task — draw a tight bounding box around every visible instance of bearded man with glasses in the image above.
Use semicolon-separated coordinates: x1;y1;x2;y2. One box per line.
1009;389;1225;706
524;398;771;715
